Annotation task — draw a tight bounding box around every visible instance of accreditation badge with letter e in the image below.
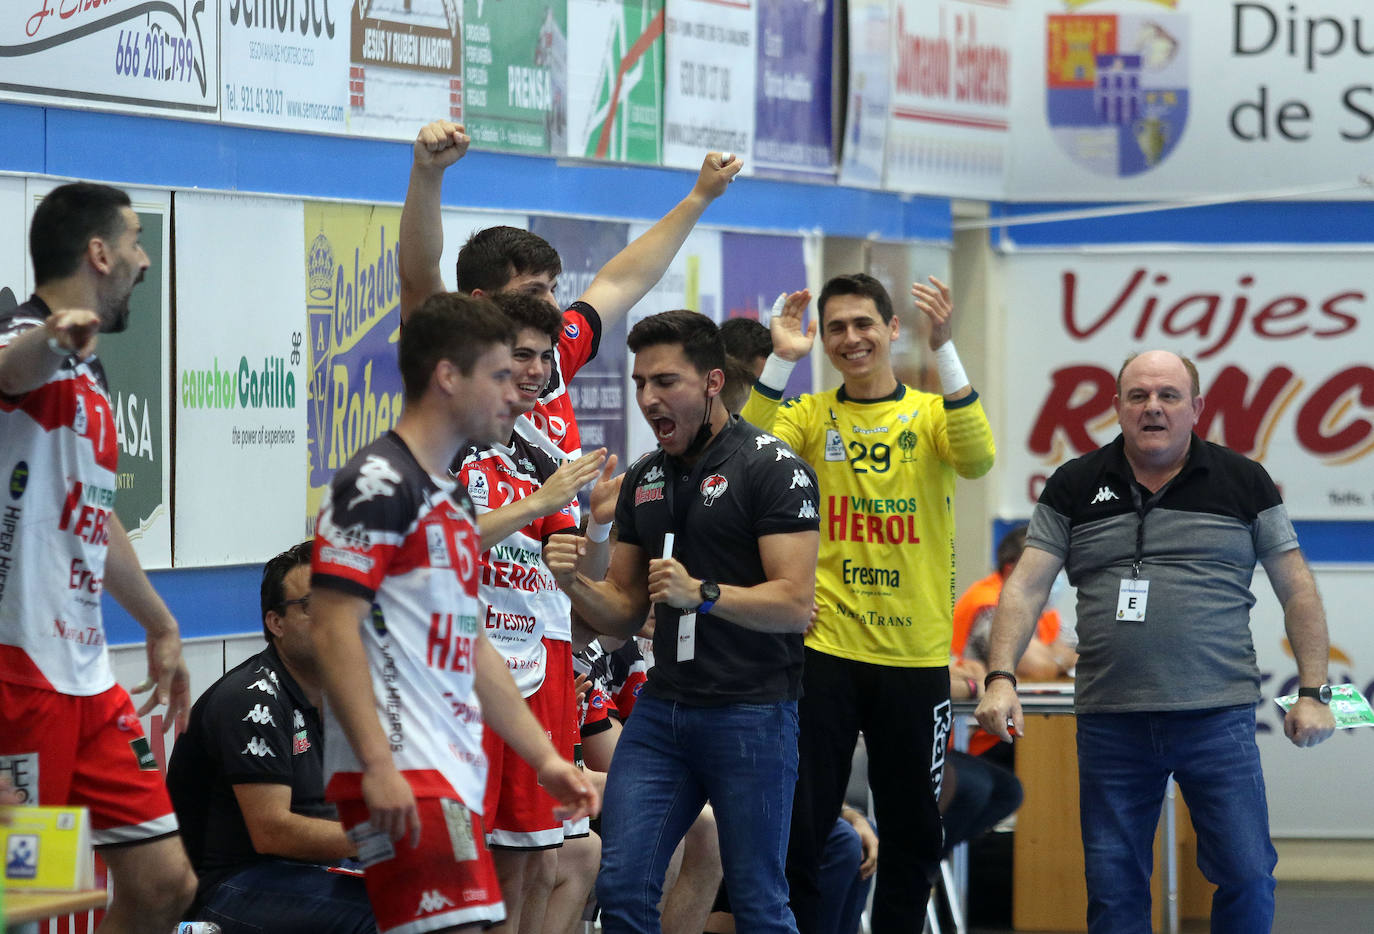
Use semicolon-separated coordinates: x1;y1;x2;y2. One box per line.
1117;578;1149;622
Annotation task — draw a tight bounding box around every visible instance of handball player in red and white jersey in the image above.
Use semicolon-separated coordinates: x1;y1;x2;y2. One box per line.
0;182;197;932
309;292;597;934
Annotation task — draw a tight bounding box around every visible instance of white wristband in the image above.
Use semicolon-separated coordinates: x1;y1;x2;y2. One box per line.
934;341;969;394
757;353;796;393
586;518;611;543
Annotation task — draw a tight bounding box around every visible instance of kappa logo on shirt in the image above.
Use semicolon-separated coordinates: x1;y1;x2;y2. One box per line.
755;434;778;449
416;890;456;915
241;737;276;758
242;704;277;727
774;446;796;462
789;469;812;490
1090;485;1120;505
798;500;818;520
293;709;305;730
247;678;278;698
348;455;402;508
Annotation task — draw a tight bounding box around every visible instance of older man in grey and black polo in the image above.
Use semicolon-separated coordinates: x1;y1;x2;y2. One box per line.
976;350;1335;934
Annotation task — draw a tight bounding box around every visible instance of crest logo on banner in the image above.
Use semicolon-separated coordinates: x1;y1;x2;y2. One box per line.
1046;1;1189;177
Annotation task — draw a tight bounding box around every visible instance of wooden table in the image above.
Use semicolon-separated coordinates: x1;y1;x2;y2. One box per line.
5;888;107;926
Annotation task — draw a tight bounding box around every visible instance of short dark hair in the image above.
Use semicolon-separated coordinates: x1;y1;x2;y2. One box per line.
626;310;725;377
1116;352;1201;400
719;354;757;416
399;292;516;402
719;317;771;365
492;291;562;344
29;182;132;286
996;526;1028;573
817;273;894;326
260;541;314;640
456;226;562;294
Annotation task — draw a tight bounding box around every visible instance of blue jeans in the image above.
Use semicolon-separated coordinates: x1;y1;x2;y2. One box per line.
816;818;873;934
197;859;377;934
597;695;800;934
1077;706;1277;934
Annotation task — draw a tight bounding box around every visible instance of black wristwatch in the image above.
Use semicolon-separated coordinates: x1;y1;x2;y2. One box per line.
1297;684;1332;704
697;581;720;615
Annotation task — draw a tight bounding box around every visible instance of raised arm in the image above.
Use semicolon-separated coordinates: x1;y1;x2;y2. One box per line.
103;511;190;732
647;529;818;634
1262;548;1336;748
740;290;812;437
399;120;469;322
974;545;1063;742
917;276;996;479
577;152;741;331
0;309;101;397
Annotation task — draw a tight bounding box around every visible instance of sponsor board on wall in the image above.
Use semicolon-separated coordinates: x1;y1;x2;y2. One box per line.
662;0;756;172
463;0;567;154
22;182;174;567
753;0;834;179
529;215;630;465
566;0;664;163
220;0;350;133
838;0;891;189
174;192;309;566
1002;251;1374;520
720;231;811;394
0;0;218;116
346;0;463;140
1007;0;1374;200
884;0;1010;200
621;225;722;461
304;201;405;532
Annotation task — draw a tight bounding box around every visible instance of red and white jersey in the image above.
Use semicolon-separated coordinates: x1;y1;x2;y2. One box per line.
313;431;487;811
522;301;600;466
0;298;120;697
458;421;576;696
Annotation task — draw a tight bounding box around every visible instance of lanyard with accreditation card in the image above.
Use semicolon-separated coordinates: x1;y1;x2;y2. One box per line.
661;532;695;661
1117;478;1170;622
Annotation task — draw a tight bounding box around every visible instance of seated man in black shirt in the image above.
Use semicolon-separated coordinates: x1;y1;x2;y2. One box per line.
167;542;376;934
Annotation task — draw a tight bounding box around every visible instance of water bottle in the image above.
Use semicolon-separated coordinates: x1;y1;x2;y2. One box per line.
176;924;222;934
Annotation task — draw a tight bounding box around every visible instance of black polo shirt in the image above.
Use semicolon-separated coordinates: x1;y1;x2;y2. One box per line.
1027;433;1298;713
167;643;334;903
615;416;820;705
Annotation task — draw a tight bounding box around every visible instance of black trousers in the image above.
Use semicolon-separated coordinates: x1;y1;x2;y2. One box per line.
786;648;950;934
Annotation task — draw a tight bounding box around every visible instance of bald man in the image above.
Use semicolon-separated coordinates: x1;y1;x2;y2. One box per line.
975;350;1334;934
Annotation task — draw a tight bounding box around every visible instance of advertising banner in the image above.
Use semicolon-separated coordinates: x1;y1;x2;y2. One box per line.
1007;0;1374;201
753;0;834;178
662;0;755;171
0;177;25;313
346;0;463;140
838;0;891;189
1001;251;1374;520
175;192;309;566
720;231;811;395
304;200;405;530
566;0;664;163
220;0;350;134
0;0;218;117
462;0;567;154
884;0;1011;200
528;215;629;464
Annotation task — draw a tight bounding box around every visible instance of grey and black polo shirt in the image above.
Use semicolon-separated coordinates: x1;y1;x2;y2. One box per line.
1027;433;1298;714
615;416;820;706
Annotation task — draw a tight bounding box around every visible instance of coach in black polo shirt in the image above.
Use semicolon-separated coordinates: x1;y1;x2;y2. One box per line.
547;310;819;934
975;350;1335;934
167;543;375;934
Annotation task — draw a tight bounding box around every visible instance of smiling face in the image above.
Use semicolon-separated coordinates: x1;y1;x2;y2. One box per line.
820;293;899;392
631;342;721;457
498;326;556;435
1114;350;1203;473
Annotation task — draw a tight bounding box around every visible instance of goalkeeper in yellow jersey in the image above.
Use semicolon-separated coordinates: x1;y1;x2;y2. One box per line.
741;273;995;933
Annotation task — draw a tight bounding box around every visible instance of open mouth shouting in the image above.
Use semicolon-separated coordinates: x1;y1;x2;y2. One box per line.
649;413;678;444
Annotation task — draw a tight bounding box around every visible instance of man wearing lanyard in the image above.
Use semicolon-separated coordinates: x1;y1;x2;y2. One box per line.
976;350;1336;934
546;310;819;934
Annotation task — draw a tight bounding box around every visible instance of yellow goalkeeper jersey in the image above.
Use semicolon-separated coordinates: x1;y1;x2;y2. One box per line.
743;382;995;667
